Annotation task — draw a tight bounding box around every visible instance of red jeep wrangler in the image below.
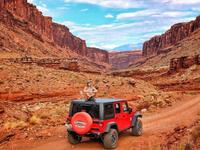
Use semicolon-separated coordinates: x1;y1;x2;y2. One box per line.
65;98;143;149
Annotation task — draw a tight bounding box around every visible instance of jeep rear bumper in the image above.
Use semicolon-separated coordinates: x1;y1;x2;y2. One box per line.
65;123;102;138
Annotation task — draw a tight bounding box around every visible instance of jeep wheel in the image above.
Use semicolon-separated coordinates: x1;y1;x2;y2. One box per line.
68;132;82;144
131;119;143;136
103;129;118;149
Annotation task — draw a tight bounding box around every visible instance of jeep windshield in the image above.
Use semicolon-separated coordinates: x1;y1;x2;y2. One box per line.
70;103;100;119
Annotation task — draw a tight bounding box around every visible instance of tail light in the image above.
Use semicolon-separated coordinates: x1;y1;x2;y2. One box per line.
93;120;103;127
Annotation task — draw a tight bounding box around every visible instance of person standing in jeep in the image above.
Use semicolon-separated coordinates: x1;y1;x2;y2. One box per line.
82;80;98;101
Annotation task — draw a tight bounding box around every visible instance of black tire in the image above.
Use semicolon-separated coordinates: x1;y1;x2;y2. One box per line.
68;132;82;144
103;129;118;149
131;119;143;136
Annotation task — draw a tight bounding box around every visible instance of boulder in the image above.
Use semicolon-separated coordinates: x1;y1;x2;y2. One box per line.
169;55;200;72
60;61;79;72
128;79;136;86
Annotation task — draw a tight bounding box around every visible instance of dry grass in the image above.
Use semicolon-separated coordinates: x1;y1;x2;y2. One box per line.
175;144;189;150
29;115;41;125
190;125;200;143
4;120;27;130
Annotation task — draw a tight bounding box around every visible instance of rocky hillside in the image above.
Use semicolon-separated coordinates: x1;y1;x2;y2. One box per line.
109;50;142;69
0;0;109;64
143;15;200;57
132;28;200;70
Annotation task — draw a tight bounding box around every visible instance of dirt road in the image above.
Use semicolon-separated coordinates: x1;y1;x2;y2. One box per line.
4;95;200;150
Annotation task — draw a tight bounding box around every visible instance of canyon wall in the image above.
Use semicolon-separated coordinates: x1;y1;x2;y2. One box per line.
87;47;109;64
52;23;87;56
0;0;109;63
143;16;200;57
109;50;142;69
0;0;54;42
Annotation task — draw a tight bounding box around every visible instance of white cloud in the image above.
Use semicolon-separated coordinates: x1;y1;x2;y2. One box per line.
64;0;200;8
117;9;193;20
161;11;191;17
117;9;158;20
62;21;77;29
91;44;119;50
105;14;114;18
37;4;50;16
192;7;200;11
27;0;34;3
57;7;69;10
163;0;200;5
33;2;56;17
64;0;144;9
80;8;89;12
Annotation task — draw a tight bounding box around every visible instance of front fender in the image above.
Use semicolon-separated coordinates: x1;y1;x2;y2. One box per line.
105;122;118;132
132;112;142;126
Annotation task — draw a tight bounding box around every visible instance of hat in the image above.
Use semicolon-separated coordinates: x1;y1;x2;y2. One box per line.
87;80;92;83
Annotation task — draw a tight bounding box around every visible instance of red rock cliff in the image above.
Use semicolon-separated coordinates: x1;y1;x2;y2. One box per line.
143;15;200;57
52;23;87;56
87;47;109;64
109;50;142;69
0;0;109;63
0;0;54;42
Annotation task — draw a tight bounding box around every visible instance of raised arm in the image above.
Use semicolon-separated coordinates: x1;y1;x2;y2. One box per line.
83;87;88;93
92;87;98;93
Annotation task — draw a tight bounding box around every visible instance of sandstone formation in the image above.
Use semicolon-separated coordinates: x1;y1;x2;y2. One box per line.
169;55;200;72
0;0;109;64
87;47;109;64
109;50;142;69
143;16;200;57
52;23;87;56
0;0;54;42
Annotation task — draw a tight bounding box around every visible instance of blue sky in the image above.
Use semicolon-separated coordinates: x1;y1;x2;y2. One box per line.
28;0;200;50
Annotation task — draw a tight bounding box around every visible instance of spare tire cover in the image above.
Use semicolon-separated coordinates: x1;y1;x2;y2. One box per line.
71;112;93;135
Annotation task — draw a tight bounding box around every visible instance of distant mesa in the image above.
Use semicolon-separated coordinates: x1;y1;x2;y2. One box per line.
109;50;142;69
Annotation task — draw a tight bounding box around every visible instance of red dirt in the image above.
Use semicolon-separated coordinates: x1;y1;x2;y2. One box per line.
2;95;199;150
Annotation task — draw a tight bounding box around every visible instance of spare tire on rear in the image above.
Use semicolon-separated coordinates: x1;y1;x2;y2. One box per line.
71;112;93;135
